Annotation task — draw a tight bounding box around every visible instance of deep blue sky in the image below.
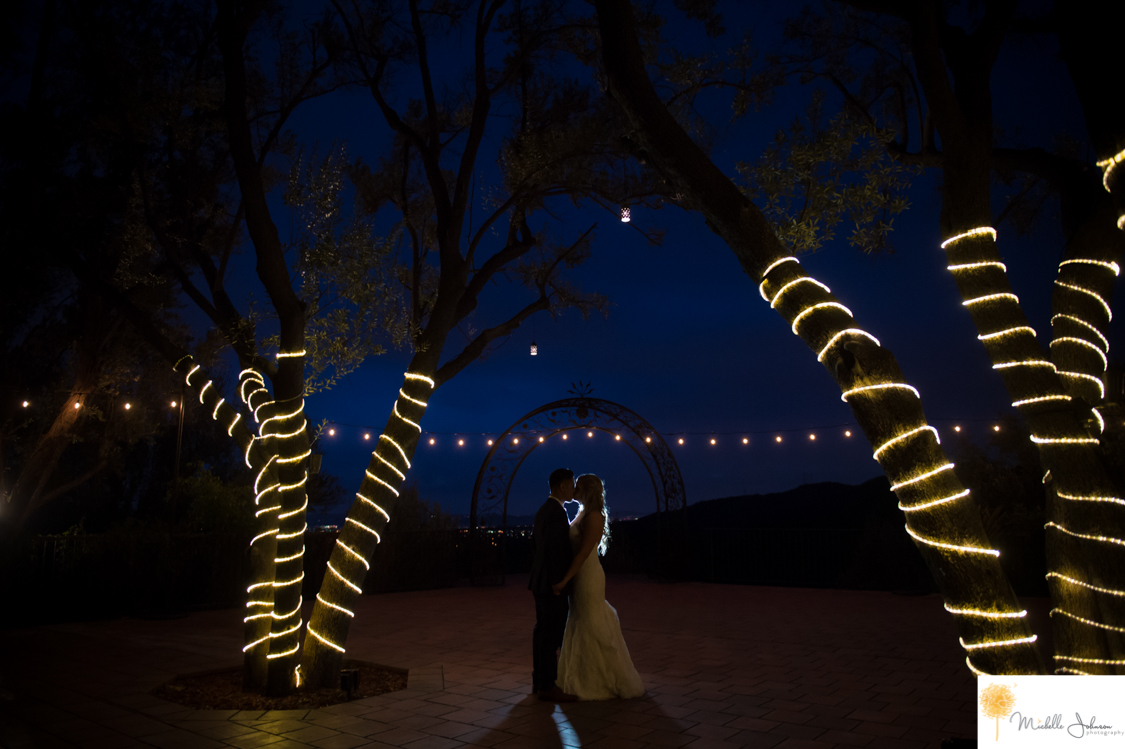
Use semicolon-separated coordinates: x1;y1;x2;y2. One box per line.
206;1;1123;524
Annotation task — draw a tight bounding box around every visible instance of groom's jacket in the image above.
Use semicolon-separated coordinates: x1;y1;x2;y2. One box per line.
528;497;574;596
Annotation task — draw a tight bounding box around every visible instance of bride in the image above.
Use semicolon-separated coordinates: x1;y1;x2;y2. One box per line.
551;474;645;700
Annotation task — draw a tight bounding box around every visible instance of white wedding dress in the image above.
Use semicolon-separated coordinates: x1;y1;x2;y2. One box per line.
556;513;645;700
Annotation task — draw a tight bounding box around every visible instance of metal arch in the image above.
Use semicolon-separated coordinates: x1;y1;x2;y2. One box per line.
469;397;687;533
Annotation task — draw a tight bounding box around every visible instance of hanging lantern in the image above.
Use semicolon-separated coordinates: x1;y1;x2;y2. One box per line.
530;341;538;356
620;205;631;223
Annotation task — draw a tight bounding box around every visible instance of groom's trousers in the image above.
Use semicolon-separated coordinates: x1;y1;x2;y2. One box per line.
532;592;569;692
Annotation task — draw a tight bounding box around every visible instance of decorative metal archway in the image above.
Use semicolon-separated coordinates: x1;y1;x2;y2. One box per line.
469;397;687;532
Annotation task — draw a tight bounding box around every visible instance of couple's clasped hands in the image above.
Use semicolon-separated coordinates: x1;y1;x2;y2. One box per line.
551;577;569;596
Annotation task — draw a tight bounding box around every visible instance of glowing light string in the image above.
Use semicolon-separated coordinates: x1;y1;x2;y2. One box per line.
1046;521;1125;547
242;634;269;653
873;425;940;462
890;463;955;492
272;572;305;588
948;261;1007;272
1031;434;1099;445
1050;608;1125;634
1091;407;1105;434
307;625;345;653
316;592;354;618
1057;371;1105;399
963;293;1019;307
185;364;201;386
380;435;411;469
965;658;989;677
227;413;242;437
941;227;997;249
816;329;881;363
959;634;1037;651
944;605;1027;619
905;525;999;557
1053;490;1125;508
363;468;400;496
770;277;831;309
1054;281;1112;321
277;524;307;540
978;326;1036;341
841;383;919;403
758;257;800;301
266;643;300;660
1096;148;1125;191
275;546;305;563
250;529;278;546
327;561;362;594
263;421;307;440
404;372;435;389
992;360;1055;371
1055;655;1125;666
898;489;971;513
272;596;303;619
260;400;305;432
374;452;405;480
278;495;308;520
346;517;382;541
394;402;421;432
791;302;852;334
1060;258;1120;276
1012;395;1071;407
173;355;193;370
276;448;311;465
337;540;371;570
212;398;225;420
399;389;428;407
1046;574;1125;598
1057;667;1090;675
276;350;306;359
356;492;391;521
198;381;213;403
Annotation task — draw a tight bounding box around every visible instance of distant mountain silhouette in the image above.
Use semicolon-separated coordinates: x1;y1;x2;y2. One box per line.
626;476;895;530
458;476;896;529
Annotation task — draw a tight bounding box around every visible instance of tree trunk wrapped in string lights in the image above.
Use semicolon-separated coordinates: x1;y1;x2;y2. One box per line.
593;0;1044;675
171;357;286;685
938;226;1125;673
300;368;434;688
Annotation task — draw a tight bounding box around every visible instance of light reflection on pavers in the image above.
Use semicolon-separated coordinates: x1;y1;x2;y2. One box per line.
0;575;1010;747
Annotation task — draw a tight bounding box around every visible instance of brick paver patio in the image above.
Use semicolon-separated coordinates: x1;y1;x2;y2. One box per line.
2;575;1037;748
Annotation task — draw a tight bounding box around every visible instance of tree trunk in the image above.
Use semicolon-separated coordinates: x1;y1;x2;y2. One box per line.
593;0;1045;675
301;360;436;689
903;2;1125;673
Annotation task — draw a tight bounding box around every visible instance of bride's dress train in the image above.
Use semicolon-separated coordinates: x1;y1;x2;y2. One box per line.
556;516;645;700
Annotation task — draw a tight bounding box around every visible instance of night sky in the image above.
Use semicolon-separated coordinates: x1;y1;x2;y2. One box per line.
200;2;1123;525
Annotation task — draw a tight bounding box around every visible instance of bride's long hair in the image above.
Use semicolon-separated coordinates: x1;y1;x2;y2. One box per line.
577;474;611;556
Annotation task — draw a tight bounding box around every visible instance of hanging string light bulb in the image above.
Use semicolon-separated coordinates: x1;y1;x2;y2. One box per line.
530;341;538;356
620;205;631;223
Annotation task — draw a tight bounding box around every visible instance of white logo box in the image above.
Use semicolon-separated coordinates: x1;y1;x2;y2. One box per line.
978;676;1125;744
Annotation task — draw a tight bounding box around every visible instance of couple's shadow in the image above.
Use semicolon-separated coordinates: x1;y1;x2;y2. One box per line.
476;692;676;748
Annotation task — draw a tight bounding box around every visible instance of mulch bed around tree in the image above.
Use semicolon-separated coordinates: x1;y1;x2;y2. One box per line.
152;660;408;710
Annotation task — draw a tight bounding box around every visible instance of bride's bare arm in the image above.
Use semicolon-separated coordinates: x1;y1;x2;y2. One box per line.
552;512;604;594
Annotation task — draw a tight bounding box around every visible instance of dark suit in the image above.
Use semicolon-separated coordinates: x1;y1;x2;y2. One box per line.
529;497;574;693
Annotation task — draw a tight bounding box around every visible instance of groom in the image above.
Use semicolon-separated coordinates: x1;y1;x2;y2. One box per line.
529;467;578;702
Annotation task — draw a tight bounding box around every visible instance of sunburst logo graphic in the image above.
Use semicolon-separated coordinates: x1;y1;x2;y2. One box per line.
981;683;1017;741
